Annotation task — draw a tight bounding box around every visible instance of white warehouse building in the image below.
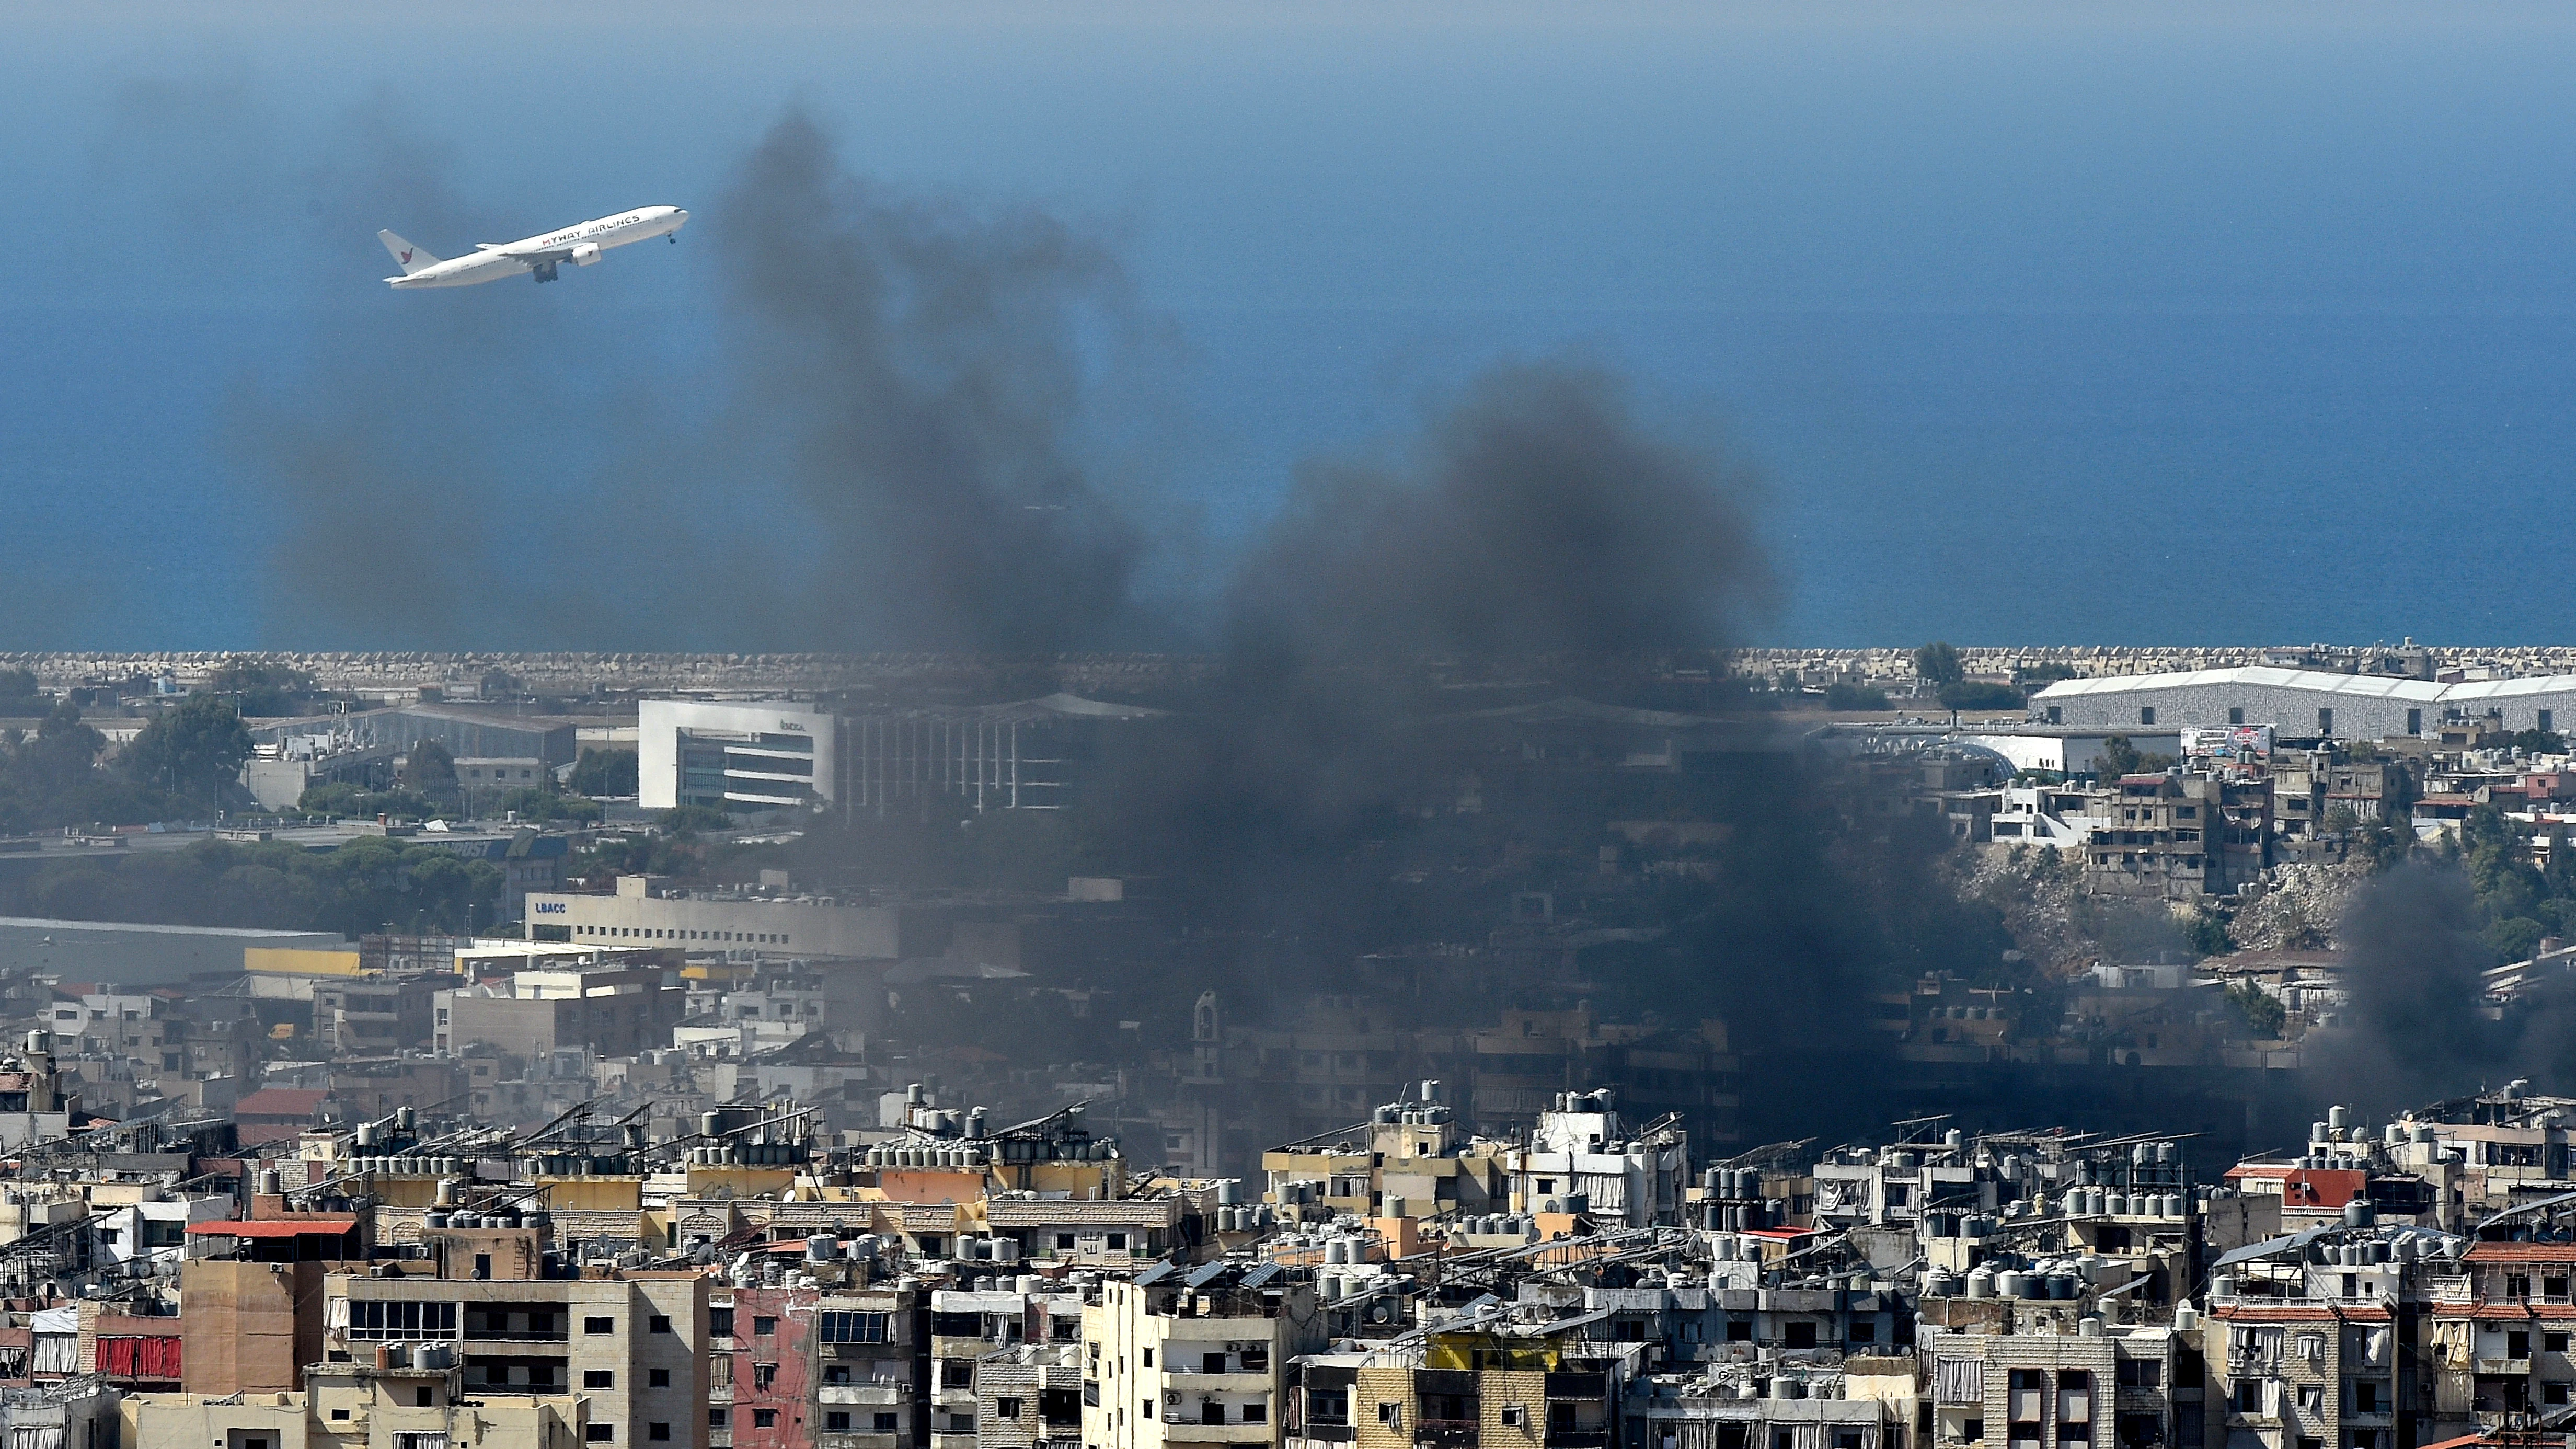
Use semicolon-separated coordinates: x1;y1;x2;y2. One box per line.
2030;666;2576;740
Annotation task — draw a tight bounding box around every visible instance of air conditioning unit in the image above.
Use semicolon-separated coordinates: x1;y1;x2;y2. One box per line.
1166;1393;1182;1406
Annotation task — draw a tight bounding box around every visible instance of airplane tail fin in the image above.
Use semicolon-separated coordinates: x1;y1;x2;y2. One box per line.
377;229;440;274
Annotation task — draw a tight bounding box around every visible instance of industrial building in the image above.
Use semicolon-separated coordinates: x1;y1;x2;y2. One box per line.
521;876;939;957
2030;665;2576;739
0;916;347;987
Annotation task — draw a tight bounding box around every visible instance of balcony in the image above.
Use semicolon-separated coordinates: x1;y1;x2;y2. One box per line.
818;1436;903;1449
1162;1371;1275;1393
2476;1360;2534;1377
1160;1426;1277;1445
1412;1425;1480;1449
1546;1433;1611;1449
820;1385;913;1407
934;1434;980;1449
935;1336;1006;1360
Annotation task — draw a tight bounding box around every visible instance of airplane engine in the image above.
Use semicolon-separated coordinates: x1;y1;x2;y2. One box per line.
572;243;602;267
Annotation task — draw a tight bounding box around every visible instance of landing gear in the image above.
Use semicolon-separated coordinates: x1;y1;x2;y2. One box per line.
669;234;678;243
533;260;559;283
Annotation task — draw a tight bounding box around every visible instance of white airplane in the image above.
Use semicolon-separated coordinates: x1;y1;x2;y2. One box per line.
377;205;688;288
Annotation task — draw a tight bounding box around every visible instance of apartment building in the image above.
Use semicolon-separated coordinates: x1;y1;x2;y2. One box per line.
1296;1317;1619;1449
2084;774;2271;901
325;1217;710;1448
1083;1264;1326;1449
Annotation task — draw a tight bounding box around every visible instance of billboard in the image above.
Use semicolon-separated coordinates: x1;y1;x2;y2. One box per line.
2180;724;2273;763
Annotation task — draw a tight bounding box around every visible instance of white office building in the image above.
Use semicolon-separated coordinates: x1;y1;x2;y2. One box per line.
638;699;836;812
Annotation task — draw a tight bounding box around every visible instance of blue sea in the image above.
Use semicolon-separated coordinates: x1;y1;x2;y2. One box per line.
6;4;2576;650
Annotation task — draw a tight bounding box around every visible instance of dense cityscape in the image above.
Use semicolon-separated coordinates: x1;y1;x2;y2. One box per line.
0;647;2563;1448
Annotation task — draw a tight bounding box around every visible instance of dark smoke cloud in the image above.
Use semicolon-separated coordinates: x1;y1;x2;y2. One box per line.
2317;860;2501;1110
1226;361;1772;664
2316;858;2576;1116
687;111;1144;651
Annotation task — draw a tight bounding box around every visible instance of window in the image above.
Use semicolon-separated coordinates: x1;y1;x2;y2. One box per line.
473;1254;491;1279
2551;1384;2573;1408
752;1410;776;1429
586;1371;616;1388
2545;711;2557;735
586;1316;616;1335
642;1428;671;1446
2408;708;2422;734
826;1415;852;1433
1850;1320;1877;1343
332;1411;351;1421
1502;1406;1527;1428
2117;1362;2160;1389
2141;707;2155;726
1107;1233;1129;1251
648;1368;670;1388
997;1398;1023;1420
874;1415;899;1433
1142;1349;1154;1368
1786;1322;1819;1349
2512;1331;2533;1359
1243;1402;1267;1424
2553;1333;2572;1354
648;1315;671;1334
754;1363;778;1391
1057;1234;1077;1250
1727;1320;1754;1342
2228;707;2245;726
586;1429;615;1444
1143;1400;1155;1421
709;1411;728;1429
709;1308;735;1337
753;1315;778;1336
944;1361;974;1388
1381;1402;1402;1425
2317;708;2333;735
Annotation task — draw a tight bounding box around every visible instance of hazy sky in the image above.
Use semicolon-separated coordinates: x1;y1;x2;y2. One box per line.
7;2;2576;648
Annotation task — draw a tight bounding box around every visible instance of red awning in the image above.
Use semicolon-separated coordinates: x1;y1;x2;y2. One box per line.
187;1218;358;1237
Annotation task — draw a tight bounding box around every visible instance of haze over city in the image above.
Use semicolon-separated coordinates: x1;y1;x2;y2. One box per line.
8;6;2576;1449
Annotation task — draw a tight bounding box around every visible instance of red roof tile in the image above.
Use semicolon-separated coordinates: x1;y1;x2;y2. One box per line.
2465;1243;2576;1263
187;1218;358;1238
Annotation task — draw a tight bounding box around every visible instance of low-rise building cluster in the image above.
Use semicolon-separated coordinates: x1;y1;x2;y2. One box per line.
0;1047;2551;1449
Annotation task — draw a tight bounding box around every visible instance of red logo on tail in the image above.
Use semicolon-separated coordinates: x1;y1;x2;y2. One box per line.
400;249;413;263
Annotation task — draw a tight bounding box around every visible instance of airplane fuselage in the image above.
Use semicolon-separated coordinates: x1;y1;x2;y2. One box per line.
384;205;688;289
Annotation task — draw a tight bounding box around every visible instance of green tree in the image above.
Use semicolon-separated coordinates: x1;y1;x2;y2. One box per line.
2183;908;2233;959
204;657;316;717
119;696;252;807
659;804;733;836
402;740;461;811
2094;735;2175;780
1914;641;1964;686
0;670;38;714
495;786;602;823
1939;680;2026;711
1824;683;1891;711
569;748;640;797
2514;729;2566;755
2225;979;2287;1039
